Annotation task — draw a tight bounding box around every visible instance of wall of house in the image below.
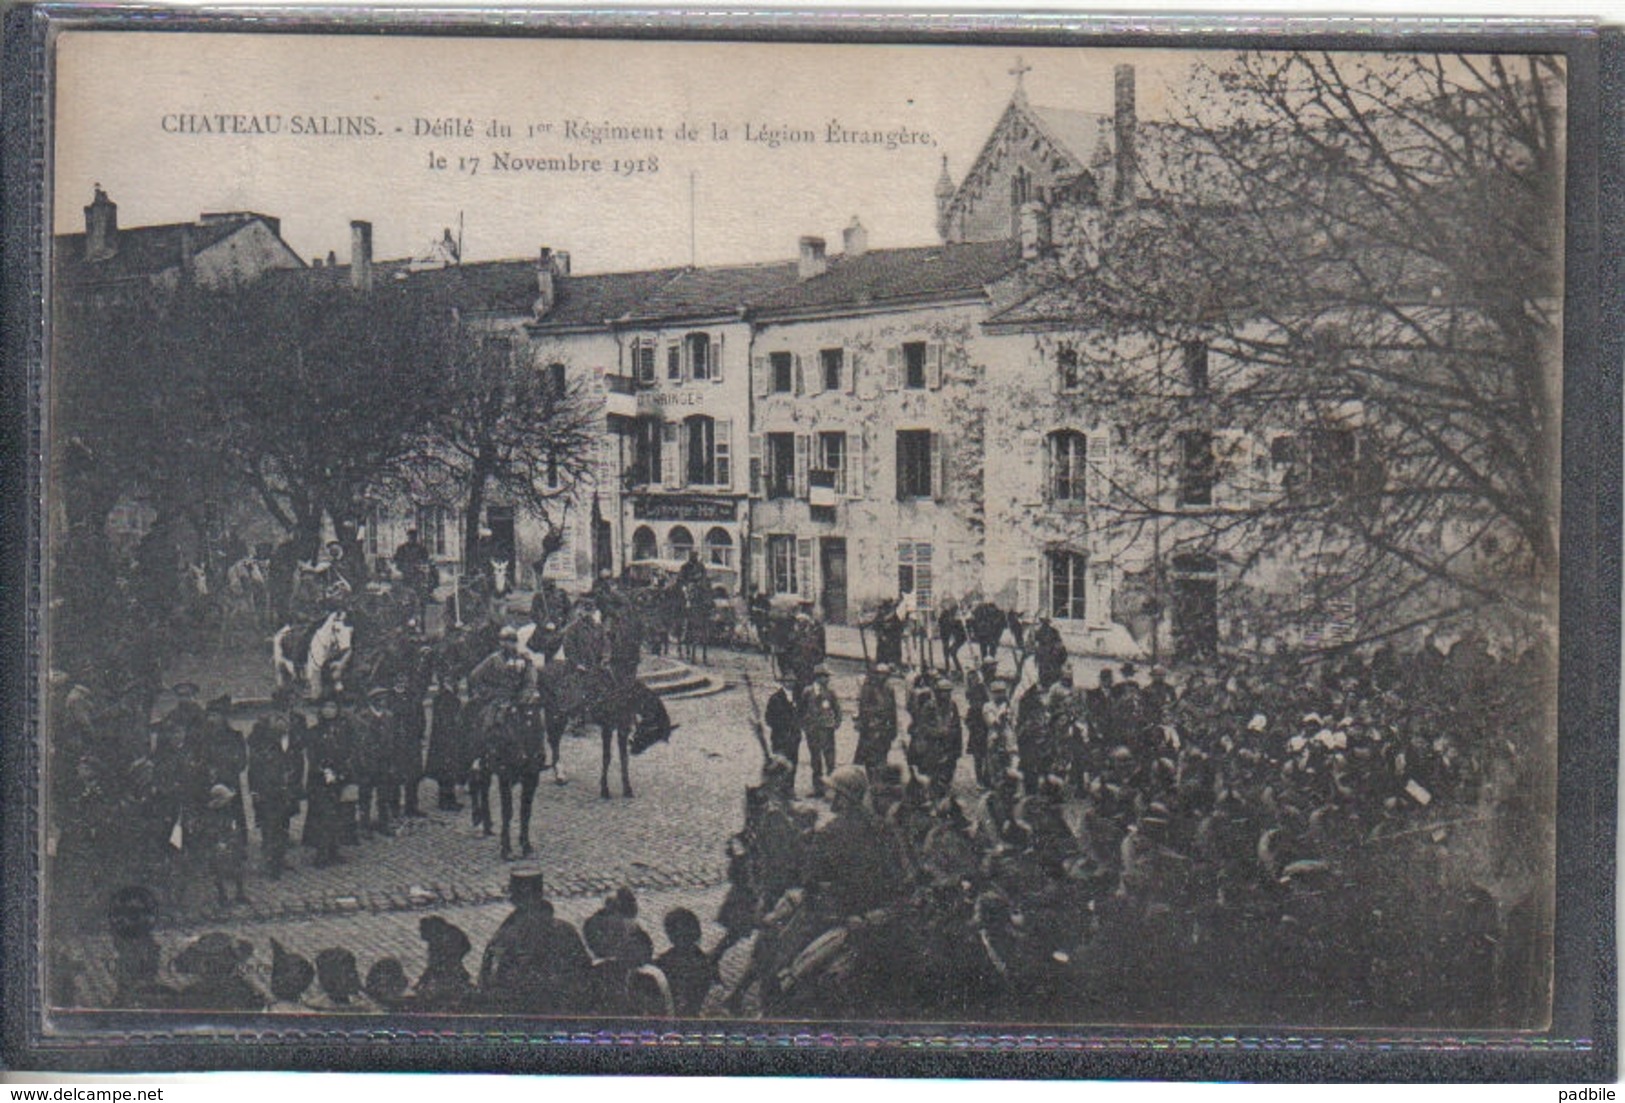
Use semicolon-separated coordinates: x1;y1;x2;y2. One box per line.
749;302;988;624
194;220;305;287
614;319;753;589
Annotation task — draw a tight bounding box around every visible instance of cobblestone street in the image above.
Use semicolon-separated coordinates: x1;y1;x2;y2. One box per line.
58;643;979;1014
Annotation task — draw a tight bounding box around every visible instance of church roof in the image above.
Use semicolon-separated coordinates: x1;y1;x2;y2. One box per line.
1027;107;1115;172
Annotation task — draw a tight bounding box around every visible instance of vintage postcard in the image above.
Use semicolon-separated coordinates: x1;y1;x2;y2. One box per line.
8;13;1616;1076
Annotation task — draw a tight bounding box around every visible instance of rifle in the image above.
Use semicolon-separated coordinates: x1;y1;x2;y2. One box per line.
740;671;772;764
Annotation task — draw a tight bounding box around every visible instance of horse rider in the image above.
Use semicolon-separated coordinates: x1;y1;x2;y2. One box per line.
799;666;842;799
560;601;610;672
854;664;898;779
969;600;1006;664
478;866;592;1014
469;627;538;734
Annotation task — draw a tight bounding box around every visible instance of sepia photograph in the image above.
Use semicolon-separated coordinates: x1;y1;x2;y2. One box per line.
22;22;1595;1062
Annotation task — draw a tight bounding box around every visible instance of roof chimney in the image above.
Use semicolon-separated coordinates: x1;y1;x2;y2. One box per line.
553;251;571;276
326;250;337;268
350;220;374;291
535;247;557;317
83;185;118;262
798;236;827;281
842;217;868;258
1018;201;1051;261
1113;64;1138;208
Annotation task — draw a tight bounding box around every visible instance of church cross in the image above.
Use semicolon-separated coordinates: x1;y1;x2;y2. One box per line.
1009;56;1033;90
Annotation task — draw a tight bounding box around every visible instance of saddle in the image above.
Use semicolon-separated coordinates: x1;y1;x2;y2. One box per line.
285;619;322;668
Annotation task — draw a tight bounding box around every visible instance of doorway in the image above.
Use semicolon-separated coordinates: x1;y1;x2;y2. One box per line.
820;538;848;626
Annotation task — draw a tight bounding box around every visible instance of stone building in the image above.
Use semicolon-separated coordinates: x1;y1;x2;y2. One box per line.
57;186;305;305
746;226;1019;624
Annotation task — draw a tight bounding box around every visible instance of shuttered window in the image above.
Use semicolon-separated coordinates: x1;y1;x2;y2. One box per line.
896;430;933;499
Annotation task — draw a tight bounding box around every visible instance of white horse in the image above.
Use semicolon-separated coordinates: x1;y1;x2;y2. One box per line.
272;610;355;700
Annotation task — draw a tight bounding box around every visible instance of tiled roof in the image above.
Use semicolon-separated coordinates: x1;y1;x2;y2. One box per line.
55;216;263;287
745;240;1019;316
272;240;1016;326
622;262;800;322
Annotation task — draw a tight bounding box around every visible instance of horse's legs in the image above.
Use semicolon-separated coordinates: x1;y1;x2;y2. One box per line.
497;774;515;859
599;727;613;799
549;716;568;785
619;724;634;799
518;771;537;857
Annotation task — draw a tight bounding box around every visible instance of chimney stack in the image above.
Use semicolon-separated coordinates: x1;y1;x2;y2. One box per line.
553;251;571;276
535;246;557;317
327;250;337;268
1113;64;1138;208
842;217;868;258
1018;202;1052;260
798;236;827;281
83;185;118;262
350;220;374;291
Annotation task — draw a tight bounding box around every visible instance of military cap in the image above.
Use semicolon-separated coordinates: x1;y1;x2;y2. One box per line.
871;663;893;675
498;625;520;642
509;863;546;900
367;685;393;700
934;677;955;692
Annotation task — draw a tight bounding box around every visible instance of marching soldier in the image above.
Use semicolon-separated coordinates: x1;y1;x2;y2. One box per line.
854;664;899;778
799;665;843;798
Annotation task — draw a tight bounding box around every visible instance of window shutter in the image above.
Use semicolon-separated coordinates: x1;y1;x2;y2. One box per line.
749;534;764;591
809;352;824;397
794;434;810;499
797;538;814;599
885;347;902;391
1088;562;1112;628
1038;432;1054;504
661;422;680;488
716;418;733;489
794;354;805;397
752;355;770;398
748;433;763;498
929;343;946;390
848;431;865;498
712;333;724;384
932;431;948;502
667;342;682;383
1018;554;1040;618
1087;426;1113;512
1037;554;1053;619
845;348;858;395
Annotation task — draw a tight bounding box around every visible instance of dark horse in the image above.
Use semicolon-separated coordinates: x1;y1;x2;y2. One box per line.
489;697;549;860
535;664;674;799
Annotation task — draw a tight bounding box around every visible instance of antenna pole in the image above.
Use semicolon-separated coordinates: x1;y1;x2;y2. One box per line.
457;211;465;265
689;171;697;268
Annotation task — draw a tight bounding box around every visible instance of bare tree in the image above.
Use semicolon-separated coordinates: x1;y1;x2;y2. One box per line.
401;327;600;579
1049;51;1563;652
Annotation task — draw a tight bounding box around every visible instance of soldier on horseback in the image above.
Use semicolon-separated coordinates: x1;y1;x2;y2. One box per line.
468;626;546;858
